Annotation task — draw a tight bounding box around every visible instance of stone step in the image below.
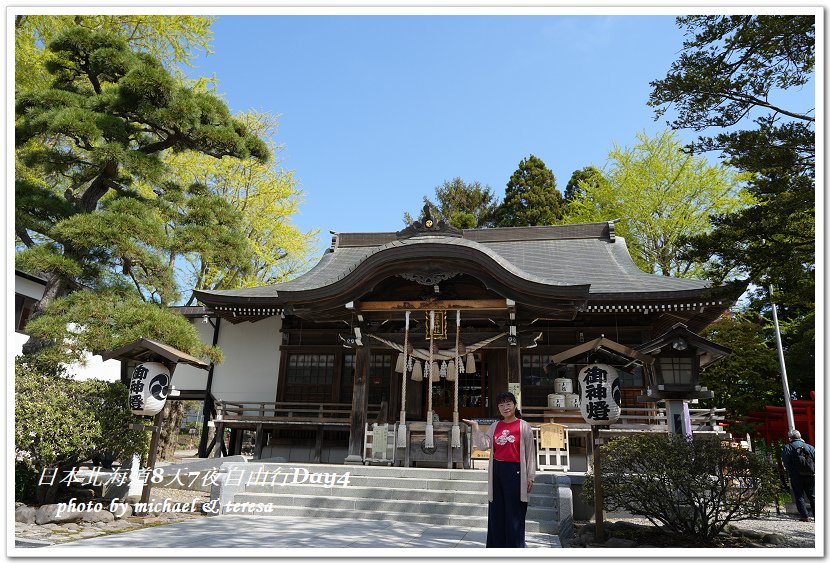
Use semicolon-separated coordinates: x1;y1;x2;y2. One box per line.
241;482;556;507
231;492;556;521
219;504;560;534
243;475;556;496
247;461;559;484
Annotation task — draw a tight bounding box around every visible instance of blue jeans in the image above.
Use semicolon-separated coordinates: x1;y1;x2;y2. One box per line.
486;460;528;548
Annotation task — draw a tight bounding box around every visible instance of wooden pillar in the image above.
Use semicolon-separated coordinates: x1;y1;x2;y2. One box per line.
213;422;224;458
137;359;176;514
198;317;221;458
254;424;264;459
314;426;324;463
592;426;606;542
506;342;522;409
345;345;370;464
136;410;164;513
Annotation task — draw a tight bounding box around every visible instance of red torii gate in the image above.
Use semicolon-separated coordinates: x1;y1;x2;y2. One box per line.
744;391;816;446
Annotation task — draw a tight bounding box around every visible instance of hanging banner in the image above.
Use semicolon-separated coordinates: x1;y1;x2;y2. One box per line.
128;362;171;416
578;363;621;425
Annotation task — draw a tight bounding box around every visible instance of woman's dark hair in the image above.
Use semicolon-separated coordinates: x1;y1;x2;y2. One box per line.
495;391;522;419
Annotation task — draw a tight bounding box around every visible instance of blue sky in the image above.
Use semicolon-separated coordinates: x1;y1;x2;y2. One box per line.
186;14;813;257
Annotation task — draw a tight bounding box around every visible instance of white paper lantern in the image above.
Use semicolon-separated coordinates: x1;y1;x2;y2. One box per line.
577;363;621;425
128;362;171;416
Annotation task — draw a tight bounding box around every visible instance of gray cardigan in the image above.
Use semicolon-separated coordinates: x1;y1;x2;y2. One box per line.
472;419;537;503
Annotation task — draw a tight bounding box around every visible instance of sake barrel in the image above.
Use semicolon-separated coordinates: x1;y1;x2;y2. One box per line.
564;393;580;409
547;394;565;408
554;377;573;394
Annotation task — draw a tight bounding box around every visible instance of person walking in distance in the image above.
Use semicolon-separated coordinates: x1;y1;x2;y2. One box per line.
463;391;536;547
781;429;815;522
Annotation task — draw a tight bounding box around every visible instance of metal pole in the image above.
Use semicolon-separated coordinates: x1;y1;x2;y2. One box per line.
769;285;795;432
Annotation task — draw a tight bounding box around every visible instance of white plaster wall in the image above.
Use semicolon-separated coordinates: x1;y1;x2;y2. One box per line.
168;319;215;391
64;353;122;382
173;315;282;404
12;332;121;382
16;276;46;300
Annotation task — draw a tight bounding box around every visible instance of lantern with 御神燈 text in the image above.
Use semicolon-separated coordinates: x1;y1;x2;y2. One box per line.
128;362;170;416
578;363;621;425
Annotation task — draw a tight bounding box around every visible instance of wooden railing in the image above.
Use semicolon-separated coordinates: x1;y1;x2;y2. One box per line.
521;405;726;431
213;400;725;432
214;401;382;427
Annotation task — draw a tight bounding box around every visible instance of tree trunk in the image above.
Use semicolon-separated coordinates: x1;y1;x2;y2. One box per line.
21;272;70;356
156;400;186;461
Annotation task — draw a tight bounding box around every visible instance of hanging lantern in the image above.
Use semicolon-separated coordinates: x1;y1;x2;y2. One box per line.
411;360;423;381
128;362;170;416
447;360;457;381
465;353;476;375
395;353;405;373
578;363;622;425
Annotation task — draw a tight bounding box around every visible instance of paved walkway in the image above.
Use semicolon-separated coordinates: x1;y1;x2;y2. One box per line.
27;515;561;549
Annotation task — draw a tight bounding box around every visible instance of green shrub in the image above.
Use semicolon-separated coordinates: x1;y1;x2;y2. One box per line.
582;433;781;542
15;460;38;503
15;357;99;503
15;357;148;503
78;379;149;467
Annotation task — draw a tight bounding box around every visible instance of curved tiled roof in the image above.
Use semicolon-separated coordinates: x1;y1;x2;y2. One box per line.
196;222;709;302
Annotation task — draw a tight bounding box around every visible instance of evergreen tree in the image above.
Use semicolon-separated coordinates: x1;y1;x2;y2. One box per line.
649;15;815;397
15;26;268;362
698;315;783;421
493;155;563;227
15;15;215;92
564;166;604;204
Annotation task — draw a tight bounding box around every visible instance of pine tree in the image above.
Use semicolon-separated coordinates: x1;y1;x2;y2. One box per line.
15;26;268;362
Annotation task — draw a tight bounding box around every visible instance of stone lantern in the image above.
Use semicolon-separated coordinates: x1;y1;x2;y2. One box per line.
636;323;730;439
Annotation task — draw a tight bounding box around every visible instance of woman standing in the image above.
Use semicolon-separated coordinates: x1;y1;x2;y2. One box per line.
463;391;536;548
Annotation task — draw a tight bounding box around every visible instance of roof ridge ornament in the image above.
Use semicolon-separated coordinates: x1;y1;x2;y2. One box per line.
396;204;464;239
607;218;620;242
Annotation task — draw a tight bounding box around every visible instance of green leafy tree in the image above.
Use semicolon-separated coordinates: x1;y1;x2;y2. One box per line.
583;433;781;543
698;315;782;422
404;177;498;229
564;130;752;278
159;110;318;296
15;27;267;361
649;15;815;308
493;155;563;226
